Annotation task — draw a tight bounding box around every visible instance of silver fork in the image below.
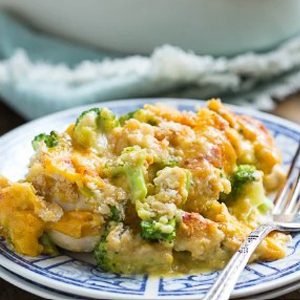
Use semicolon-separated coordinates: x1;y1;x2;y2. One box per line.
203;142;300;300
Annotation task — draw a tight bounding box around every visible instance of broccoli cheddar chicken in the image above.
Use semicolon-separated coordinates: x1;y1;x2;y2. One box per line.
0;99;288;274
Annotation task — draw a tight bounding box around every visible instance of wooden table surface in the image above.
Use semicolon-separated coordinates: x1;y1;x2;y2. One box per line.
0;96;299;300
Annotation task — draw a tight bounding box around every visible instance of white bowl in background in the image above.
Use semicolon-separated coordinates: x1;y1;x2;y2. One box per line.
1;0;300;56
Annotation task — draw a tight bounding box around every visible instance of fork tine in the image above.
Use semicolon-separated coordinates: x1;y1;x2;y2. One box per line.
291;194;300;220
273;142;300;214
284;169;300;215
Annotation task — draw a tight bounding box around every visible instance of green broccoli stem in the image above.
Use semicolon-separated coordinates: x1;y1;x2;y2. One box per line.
231;164;257;197
32;131;59;150
94;234;110;272
140;219;176;242
111;146;148;203
75;108;100;126
124;165;147;203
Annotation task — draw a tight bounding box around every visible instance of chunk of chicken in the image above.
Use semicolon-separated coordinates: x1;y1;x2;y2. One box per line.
174;212;225;265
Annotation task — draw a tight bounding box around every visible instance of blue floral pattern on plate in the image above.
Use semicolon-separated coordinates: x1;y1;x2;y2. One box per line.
0;240;147;295
0;99;299;299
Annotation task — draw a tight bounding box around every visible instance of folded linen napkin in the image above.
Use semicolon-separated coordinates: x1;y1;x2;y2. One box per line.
0;11;300;120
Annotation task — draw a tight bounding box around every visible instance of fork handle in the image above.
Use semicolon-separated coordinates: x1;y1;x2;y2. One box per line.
203;223;276;300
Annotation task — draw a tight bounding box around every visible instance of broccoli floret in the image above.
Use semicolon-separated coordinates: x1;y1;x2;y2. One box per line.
140;219;176;242
119;109;139;125
226;165;273;221
32;131;59;150
233;165;257;185
75;108;100;126
76;107;119;134
94;223;131;273
97;108;120;133
231;164;257;196
139;167;190;243
119;108;158;126
73;107;119;148
94;233;112;272
110;206;122;222
94;222;173;274
228;173;274;222
111;148;180;243
40;233;59;256
73;108;100;148
114;146;148;203
109;149;187;244
123;166;190;243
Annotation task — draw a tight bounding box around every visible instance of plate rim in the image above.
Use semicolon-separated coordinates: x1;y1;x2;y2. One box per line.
2;264;300;300
0;265;83;300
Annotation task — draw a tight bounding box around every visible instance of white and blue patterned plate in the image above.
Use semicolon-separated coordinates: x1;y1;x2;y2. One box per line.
0;99;299;299
0;265;85;300
2;264;300;300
